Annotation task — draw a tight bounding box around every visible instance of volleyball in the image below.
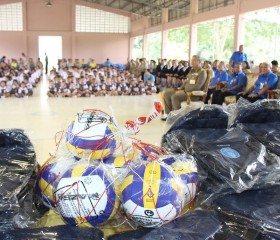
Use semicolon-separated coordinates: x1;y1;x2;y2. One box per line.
65;110;118;160
162;155;199;204
35;156;75;208
54;162;119;227
120;161;184;228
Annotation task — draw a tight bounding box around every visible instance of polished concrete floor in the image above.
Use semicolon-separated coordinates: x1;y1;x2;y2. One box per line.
0;77;166;165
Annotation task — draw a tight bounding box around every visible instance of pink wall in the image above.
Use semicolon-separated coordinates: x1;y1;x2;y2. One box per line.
76;33;129;63
0;32;26;59
26;0;72;31
0;0;129;63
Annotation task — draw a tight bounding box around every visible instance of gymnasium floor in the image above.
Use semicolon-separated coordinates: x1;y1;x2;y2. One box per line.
0;77;166;165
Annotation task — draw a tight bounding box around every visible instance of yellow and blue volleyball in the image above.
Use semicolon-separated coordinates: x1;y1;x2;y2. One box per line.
65;110;118;160
162;155;199;204
35;158;57;208
54;162;119;227
35;156;75;209
102;148;139;176
120;161;184;228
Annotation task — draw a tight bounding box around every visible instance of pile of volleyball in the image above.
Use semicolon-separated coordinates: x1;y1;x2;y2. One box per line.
35;108;199;228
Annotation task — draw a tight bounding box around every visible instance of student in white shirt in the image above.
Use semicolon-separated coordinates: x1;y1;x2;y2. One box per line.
117;80;129;95
89;78;101;96
101;77;117;96
0;80;10;97
58;81;70;97
146;79;157;95
16;82;29;98
77;78;90;97
47;80;58;97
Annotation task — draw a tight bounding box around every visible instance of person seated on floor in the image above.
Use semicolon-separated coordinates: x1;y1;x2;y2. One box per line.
77;77;90;97
146;79;157;95
16;81;28;98
0;80;10;98
89;78;100;96
236;62;278;103
47;80;58;97
24;78;34;96
161;55;207;120
128;79;139;96
10;79;19;96
204;61;229;104
138;80;146;95
101;77;117;96
212;63;246;105
58;81;70;97
117;79;129;96
68;82;77;97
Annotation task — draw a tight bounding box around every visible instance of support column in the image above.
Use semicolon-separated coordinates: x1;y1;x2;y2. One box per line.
71;0;76;59
233;0;245;51
22;0;28;55
161;8;168;59
142;16;149;58
189;0;198;59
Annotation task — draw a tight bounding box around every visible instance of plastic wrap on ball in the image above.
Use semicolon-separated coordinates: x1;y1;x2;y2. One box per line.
35;156;76;208
162;154;199;205
65;110;118;160
120;161;184;228
54;161;119;227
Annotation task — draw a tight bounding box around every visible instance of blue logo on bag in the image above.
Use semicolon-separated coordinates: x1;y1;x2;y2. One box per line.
220;147;240;159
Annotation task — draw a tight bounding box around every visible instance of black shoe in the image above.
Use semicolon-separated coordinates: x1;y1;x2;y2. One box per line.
161;117;167;121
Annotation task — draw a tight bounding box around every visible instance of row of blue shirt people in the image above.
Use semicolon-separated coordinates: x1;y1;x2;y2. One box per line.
207;63;278;105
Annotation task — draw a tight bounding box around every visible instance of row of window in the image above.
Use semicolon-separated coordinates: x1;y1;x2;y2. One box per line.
0;1;236;32
0;2;130;33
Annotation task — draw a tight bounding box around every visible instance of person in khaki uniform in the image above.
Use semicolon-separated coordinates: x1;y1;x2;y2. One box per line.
162;55;207;119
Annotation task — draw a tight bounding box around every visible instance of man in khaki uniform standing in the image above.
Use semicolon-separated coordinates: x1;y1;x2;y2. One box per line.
162;55;207;120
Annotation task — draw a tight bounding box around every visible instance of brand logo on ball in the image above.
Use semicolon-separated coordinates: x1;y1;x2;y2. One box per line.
220;147;240;159
58;193;100;201
144;210;154;217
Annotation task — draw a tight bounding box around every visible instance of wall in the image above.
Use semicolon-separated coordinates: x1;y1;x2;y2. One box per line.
0;0;129;63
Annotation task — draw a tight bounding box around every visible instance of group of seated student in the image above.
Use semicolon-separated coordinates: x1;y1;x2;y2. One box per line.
47;65;157;97
0;54;43;98
127;58;192;89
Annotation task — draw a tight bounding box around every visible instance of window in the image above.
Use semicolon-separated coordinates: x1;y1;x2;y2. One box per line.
76;5;130;33
0;2;23;31
166;26;189;60
198;0;234;13
146;32;162;60
244;8;280;65
197;17;234;61
132;36;143;59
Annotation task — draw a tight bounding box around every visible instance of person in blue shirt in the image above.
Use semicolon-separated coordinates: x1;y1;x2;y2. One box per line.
104;58;113;67
205;61;228;104
229;45;248;69
237;62;278;103
212;63;246;105
143;69;155;84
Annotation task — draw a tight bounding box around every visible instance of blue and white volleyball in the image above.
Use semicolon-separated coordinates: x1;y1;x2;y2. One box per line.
120;161;184;228
162;155;199;204
54;162;119;227
65;110;118;160
35;156;75;208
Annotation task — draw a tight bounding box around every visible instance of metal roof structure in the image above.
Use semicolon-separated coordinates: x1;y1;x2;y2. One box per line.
81;0;191;18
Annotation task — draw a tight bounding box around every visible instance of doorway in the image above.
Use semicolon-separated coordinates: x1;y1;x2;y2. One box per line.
38;36;62;74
